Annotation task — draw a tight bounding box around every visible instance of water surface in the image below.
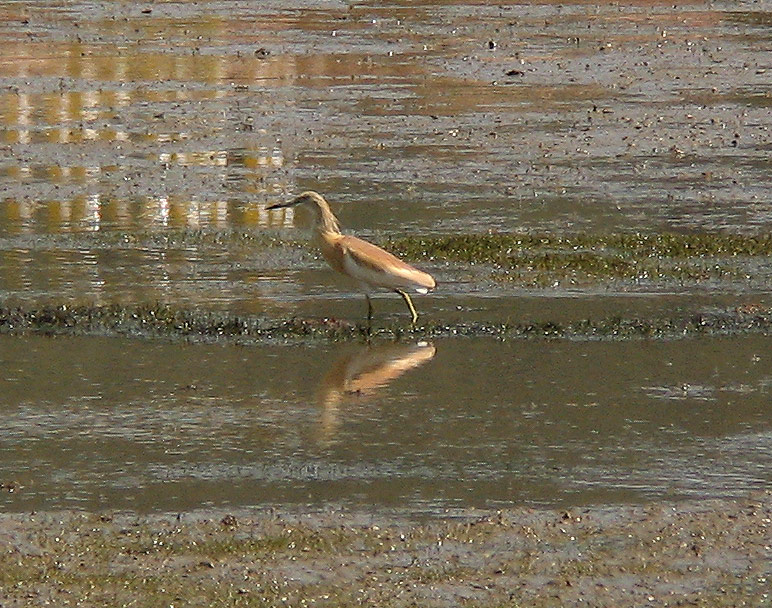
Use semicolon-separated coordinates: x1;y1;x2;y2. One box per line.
2;334;770;513
1;1;771;513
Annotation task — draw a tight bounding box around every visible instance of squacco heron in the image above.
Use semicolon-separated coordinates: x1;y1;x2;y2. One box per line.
267;191;435;324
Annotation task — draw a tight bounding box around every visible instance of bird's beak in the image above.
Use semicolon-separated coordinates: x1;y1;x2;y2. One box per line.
266;196;299;210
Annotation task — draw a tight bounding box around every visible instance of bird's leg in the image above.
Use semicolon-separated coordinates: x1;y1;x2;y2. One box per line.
395;289;419;325
365;294;373;323
364;294;373;340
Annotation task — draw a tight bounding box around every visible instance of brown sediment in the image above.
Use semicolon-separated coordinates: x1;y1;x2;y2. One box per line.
0;492;770;607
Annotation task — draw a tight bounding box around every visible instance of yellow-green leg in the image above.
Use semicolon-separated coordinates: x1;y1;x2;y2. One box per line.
363;294;374;340
365;294;373;322
396;289;419;324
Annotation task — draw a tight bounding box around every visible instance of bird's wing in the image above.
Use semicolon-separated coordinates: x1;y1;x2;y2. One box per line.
338;235;416;273
337;235;436;291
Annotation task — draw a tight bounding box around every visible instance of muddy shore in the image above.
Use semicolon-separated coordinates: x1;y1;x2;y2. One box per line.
1;492;770;607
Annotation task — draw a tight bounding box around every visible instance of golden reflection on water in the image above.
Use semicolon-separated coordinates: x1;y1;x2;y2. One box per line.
1;196;295;233
0;6;606;238
0;37;304;234
0;0;751;243
316;341;436;443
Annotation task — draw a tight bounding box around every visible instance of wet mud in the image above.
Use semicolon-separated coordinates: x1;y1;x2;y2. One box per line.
1;1;770;235
1;492;771;607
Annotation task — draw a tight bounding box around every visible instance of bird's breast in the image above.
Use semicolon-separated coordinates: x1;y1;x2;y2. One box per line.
317;233;347;274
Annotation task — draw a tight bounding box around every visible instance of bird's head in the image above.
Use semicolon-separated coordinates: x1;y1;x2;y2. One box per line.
267;191;340;233
267;190;327;212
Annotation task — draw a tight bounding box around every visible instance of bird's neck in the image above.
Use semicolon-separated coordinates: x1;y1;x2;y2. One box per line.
314;205;341;236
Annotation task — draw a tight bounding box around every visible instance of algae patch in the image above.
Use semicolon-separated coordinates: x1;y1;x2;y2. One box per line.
0;304;366;342
4;229;770;290
2;302;772;342
386;232;772;286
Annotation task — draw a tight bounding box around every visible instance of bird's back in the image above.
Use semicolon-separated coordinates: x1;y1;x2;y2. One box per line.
318;232;435;293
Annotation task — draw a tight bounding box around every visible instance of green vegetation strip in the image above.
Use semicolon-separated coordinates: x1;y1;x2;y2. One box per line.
390;232;772;260
7;229;772;260
387;232;772;284
1;303;771;341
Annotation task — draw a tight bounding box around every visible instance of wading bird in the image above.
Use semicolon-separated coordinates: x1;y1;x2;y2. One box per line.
266;191;435;324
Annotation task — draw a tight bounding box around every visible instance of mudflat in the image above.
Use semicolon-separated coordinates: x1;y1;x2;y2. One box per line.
1;493;770;607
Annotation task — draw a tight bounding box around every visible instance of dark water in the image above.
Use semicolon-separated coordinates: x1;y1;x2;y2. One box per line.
1;334;771;512
1;1;772;512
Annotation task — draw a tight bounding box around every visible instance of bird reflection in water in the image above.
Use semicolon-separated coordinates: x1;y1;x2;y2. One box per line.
316;341;436;442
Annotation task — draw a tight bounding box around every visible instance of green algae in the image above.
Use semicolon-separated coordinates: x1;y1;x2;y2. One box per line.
2;230;772;342
3;229;769;287
1;302;771;342
8;229;772;263
0;303;366;342
386;232;772;285
390;232;772;260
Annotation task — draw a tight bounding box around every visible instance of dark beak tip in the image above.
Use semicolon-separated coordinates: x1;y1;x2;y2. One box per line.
266;203;283;210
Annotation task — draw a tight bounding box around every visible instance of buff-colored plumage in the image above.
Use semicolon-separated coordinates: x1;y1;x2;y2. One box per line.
267;191;435;323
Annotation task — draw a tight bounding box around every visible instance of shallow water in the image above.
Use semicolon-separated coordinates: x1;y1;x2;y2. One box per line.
1;1;771;315
1;2;772;512
1;1;771;237
2;334;771;513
